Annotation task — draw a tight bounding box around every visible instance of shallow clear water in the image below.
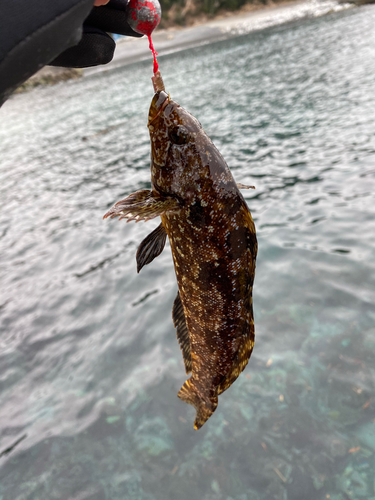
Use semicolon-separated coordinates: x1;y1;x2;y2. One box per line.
1;5;375;500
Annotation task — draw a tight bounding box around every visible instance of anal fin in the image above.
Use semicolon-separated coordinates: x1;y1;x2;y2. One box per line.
172;291;192;374
136;223;167;273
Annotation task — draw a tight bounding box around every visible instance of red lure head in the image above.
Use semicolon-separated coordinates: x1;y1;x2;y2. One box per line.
127;0;161;36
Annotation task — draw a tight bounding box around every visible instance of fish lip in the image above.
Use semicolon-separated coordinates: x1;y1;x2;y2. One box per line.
148;92;170;127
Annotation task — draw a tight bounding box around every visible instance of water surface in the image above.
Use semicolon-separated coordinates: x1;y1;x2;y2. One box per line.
1;5;375;500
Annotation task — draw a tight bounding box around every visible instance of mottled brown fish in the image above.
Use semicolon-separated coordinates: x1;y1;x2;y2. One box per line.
104;72;257;429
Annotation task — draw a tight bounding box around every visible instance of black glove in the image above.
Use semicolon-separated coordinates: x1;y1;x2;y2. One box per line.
50;0;143;68
0;0;143;106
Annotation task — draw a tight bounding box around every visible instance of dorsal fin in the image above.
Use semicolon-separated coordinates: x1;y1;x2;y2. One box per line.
172;291;192;374
136;223;167;273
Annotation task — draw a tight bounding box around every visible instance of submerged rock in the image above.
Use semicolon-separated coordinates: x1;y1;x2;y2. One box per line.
133;416;174;456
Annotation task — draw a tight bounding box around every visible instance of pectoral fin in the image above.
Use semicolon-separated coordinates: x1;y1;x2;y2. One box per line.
237;183;255;190
136;223;167;273
103;189;179;222
172;291;192;374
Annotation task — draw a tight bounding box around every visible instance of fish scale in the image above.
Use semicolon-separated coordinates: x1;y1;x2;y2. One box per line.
104;72;257;429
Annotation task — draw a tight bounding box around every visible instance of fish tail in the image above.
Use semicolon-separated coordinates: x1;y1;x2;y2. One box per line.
178;379;218;430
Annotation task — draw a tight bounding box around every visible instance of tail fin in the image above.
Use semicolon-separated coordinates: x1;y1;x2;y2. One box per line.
178;379;218;430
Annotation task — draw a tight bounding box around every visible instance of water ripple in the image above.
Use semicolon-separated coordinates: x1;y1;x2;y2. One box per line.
1;5;375;500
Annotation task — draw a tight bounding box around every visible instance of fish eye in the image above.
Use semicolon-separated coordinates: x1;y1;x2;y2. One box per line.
169;125;189;145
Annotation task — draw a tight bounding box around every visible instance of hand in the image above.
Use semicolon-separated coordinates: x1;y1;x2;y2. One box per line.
0;0;145;106
50;0;143;68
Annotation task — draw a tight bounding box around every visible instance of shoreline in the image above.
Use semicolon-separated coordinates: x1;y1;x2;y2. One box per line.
17;0;355;90
84;0;353;77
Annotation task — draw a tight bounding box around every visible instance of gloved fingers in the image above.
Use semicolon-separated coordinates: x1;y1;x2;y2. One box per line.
84;0;143;37
49;0;143;68
49;26;115;68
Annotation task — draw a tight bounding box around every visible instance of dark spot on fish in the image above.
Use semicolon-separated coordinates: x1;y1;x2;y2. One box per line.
226;227;249;260
198;261;216;291
198;259;232;294
189;200;206;228
222;194;243;216
169;125;189;145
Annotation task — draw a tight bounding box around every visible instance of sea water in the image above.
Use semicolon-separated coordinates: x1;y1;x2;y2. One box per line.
0;5;375;500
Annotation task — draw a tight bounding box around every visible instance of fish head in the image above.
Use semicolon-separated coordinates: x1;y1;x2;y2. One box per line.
147;90;210;200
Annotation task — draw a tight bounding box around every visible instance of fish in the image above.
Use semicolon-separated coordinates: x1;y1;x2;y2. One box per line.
104;72;257;429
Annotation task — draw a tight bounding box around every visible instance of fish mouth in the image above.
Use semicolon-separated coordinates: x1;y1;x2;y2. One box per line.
148;91;170;127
